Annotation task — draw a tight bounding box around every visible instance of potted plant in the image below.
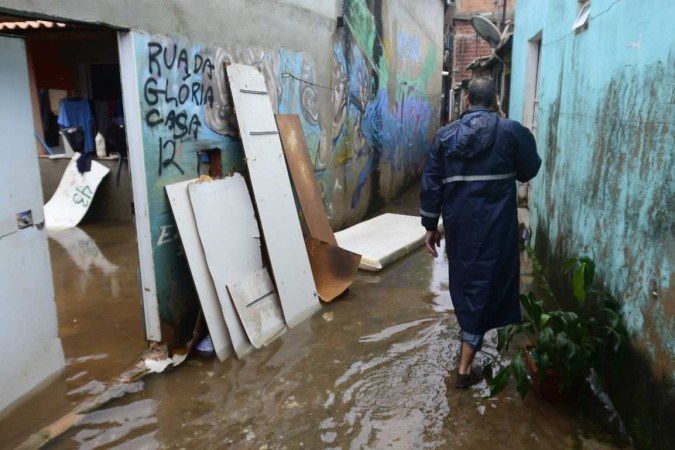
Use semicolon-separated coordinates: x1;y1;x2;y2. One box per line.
487;257;626;401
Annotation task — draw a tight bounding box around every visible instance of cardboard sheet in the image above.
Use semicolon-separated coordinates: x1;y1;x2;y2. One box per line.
226;63;321;327
166;180;233;361
276;114;336;245
188;175;259;358
335;213;439;271
44;153;109;230
305;236;361;302
227;268;287;348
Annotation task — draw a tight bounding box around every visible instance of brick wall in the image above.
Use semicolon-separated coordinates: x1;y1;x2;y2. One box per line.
457;0;515;14
450;0;516;85
452;20;494;84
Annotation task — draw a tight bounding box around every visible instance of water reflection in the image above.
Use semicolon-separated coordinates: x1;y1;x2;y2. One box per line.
0;223;146;449
428;239;454;312
0;212;630;448
73;399;159;450
48;227;120;297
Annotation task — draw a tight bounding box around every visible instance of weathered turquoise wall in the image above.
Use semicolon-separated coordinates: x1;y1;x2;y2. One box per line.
510;0;674;447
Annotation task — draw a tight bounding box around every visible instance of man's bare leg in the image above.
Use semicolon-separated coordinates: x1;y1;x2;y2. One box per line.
458;341;477;375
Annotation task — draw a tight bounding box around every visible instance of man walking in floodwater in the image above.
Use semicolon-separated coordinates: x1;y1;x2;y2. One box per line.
419;78;541;388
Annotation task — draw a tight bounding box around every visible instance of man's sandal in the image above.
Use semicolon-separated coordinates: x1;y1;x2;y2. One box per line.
455;369;483;389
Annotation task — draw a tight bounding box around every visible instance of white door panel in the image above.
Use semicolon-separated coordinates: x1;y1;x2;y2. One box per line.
0;35;65;414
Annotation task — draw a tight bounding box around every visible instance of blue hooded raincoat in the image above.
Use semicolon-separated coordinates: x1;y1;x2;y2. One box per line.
420;108;541;335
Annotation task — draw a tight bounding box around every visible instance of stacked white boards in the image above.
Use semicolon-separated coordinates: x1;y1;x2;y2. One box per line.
166;179;234;361
167;174;315;360
165;63;321;361
226;63;321;327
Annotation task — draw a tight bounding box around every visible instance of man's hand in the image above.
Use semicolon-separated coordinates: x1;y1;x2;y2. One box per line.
425;229;442;257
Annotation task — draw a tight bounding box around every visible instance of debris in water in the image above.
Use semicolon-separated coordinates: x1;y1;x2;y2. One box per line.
144;358;171;373
320;417;337;429
323;392;336;408
284;396;300;409
196;335;215;356
244;427;256;441
322;312;334;322
321;431;337;443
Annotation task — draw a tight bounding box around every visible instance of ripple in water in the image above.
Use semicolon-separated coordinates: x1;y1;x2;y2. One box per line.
328;318;460;449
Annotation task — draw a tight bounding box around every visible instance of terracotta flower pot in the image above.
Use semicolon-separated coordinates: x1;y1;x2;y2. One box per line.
523;346;584;403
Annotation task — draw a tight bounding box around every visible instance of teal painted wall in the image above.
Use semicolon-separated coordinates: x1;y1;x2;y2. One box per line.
132;33;314;343
510;0;674;447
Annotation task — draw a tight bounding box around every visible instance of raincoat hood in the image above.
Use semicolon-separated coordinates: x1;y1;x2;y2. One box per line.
440;108;499;159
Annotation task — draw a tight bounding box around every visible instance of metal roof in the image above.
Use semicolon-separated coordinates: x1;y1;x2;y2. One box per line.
0;20;67;31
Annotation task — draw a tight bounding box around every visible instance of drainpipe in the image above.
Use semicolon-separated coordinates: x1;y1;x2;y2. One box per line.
501;0;508;29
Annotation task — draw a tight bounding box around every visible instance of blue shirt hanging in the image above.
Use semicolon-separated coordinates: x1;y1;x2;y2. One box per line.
58;98;95;154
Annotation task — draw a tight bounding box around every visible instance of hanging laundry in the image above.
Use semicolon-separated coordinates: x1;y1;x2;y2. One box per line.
94;100;110;134
38;89;59;147
58;98;95;173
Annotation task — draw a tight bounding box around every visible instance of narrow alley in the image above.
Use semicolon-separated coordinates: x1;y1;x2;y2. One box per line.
0;1;672;449
0;186;629;449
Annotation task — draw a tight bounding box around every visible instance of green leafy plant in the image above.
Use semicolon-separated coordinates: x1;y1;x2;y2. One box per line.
566;256;596;303
487;256;626;400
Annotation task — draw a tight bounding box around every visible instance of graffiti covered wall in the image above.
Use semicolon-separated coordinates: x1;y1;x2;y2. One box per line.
0;0;443;344
510;0;674;447
132;33;324;342
129;1;442;341
328;0;443;227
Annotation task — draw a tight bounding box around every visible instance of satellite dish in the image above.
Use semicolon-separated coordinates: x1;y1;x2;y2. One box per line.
470;16;501;48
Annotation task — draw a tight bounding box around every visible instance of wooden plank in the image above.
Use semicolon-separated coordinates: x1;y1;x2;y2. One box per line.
276;114;336;245
43;154;110;230
305;236;361;302
226;63;321;328
188;175;259;358
227;268;287;348
166;180;233;361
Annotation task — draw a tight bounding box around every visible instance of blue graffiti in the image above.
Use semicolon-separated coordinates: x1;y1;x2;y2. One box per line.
331;39;434;209
278;49;323;166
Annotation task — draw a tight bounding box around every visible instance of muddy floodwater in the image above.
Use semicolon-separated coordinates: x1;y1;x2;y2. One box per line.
0;187;630;449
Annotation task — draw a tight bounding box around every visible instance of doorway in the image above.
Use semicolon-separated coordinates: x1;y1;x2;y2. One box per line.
523;32;542;135
519;32;542;210
0;15;147;420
